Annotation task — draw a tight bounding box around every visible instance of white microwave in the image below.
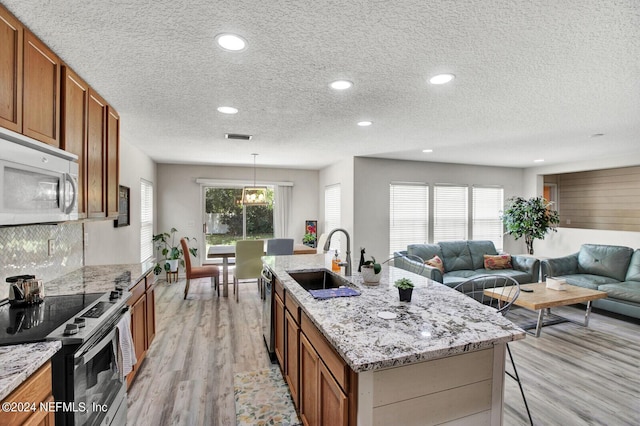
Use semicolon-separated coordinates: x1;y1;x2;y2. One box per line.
0;128;78;226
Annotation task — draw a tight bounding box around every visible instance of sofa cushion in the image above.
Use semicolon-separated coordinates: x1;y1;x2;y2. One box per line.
425;255;444;273
468;240;498;269
439;241;473;272
625;250;640;281
442;270;477;287
598;281;640;304
475;269;534;284
557;274;620;290
484;254;512;270
577;244;633;282
407;244;442;264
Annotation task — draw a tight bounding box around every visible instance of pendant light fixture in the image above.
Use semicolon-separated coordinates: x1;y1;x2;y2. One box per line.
242;153;268;205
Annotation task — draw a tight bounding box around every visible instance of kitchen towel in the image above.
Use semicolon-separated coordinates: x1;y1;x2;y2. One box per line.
308;287;360;300
116;310;137;377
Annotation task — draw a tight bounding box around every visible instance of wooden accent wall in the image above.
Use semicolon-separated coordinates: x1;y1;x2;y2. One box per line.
553;166;640;232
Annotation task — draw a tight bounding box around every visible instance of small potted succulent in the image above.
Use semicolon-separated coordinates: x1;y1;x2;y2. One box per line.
361;256;382;283
394;278;414;302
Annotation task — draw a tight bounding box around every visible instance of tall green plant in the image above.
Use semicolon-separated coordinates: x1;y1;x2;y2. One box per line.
501;196;560;255
152;228;198;274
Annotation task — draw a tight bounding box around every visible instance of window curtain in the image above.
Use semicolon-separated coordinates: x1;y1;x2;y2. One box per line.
274;185;292;238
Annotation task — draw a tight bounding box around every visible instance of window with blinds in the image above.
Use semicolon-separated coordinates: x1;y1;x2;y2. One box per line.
433;184;468;242
140;179;153;261
324;184;341;251
472;186;504;250
389;183;428;256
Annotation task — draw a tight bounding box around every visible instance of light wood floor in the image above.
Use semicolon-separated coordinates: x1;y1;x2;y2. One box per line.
128;277;640;425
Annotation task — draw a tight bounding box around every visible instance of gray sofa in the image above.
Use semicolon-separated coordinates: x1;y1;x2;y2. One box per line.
394;240;540;288
541;244;640;319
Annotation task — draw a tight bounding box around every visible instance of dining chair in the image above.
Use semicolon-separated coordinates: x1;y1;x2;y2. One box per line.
452;275;533;425
180;238;220;299
316;233;328;253
266;238;295;255
233;240;265;301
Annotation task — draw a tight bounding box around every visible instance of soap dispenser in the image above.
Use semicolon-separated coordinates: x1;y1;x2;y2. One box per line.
332;250;341;271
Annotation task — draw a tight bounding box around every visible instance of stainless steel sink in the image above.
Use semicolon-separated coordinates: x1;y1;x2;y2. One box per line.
287;269;353;292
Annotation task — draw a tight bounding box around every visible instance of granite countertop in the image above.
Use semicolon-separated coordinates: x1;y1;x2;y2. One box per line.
263;253;526;373
0;341;61;401
44;259;156;296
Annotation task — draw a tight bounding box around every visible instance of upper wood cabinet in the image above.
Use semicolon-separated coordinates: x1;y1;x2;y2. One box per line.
0;5;23;132
106;107;120;218
23;30;60;147
61;66;89;218
87;89;107;218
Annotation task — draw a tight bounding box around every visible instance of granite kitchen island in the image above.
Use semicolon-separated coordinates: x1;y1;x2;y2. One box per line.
263;253;525;425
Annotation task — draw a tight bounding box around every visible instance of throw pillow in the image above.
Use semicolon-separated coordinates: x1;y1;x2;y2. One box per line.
425;255;445;273
484;254;512;270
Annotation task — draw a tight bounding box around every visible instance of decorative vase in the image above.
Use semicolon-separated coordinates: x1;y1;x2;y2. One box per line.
361;265;381;284
398;287;413;302
166;259;179;272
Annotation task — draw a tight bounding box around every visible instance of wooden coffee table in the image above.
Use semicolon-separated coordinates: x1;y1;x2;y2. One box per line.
484;282;607;337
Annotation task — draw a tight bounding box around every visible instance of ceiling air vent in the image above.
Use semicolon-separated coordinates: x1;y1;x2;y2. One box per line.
225;133;253;141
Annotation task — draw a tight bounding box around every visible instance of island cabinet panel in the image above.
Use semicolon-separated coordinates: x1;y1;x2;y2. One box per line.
61;65;89;218
284;309;300;408
106;107;119;218
0;361;54;426
0;5;23;133
319;362;348;426
274;291;285;369
22;31;60;147
299;333;319;426
87;89;107;218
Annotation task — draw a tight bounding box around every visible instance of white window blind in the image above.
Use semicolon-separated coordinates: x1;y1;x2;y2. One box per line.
324;184;341;252
389;183;428;257
140;179;153;261
472;186;504;250
434;184;468;242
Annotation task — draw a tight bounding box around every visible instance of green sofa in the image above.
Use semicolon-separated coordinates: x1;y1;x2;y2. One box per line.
541;244;640;319
393;240;540;288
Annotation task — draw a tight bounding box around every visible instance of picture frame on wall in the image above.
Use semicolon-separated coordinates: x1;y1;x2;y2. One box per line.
304;220;317;248
114;185;130;227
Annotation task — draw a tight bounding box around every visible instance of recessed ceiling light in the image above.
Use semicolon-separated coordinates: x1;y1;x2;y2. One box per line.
329;80;353;90
534;159;545;163
217;106;238;114
429;74;455;85
215;33;247;51
357;121;372;127
422;149;433;153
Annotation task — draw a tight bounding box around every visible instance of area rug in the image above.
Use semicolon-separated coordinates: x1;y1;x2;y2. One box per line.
234;367;302;426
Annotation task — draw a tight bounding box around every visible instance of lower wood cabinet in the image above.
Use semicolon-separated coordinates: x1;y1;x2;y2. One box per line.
127;271;156;387
274;291;285;368
0;361;55;426
284;309;300;409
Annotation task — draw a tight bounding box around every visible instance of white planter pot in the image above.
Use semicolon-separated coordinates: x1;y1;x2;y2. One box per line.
166;259;179;272
361;266;381;283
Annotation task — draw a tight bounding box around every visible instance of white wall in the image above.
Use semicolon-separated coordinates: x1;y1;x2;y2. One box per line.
156;164;318;259
84;138;156;265
523;153;640;256
318;158;355;252
352;157;526;261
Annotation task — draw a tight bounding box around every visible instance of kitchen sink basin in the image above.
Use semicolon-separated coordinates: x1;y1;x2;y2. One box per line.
287;269;353;292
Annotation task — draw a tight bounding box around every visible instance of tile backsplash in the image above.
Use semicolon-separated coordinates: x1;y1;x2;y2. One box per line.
0;223;83;300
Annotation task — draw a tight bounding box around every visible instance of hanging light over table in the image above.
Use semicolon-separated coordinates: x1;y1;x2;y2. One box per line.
242;154;268;205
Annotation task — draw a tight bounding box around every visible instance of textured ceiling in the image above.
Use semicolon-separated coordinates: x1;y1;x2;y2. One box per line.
3;0;640;169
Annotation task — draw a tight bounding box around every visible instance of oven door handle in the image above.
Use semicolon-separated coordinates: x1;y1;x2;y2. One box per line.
75;326;118;365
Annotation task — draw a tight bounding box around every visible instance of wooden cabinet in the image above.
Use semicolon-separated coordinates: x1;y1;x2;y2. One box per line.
23;30;60;147
106;107;119;218
0;362;55;426
127;272;157;387
300;334;320;426
61;66;89;218
285;309;300;408
0;5;22;133
274;290;285;369
318;362;348;426
87;89;107;218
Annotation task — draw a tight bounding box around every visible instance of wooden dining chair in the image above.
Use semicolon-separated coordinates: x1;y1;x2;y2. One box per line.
180;238;220;299
233;240;265;301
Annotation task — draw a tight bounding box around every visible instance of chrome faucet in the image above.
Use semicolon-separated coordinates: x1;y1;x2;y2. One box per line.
323;228;352;276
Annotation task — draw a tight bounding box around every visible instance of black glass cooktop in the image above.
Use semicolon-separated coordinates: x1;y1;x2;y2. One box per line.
0;293;103;346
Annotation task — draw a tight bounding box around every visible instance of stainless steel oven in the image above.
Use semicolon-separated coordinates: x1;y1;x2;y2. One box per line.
261;266;276;362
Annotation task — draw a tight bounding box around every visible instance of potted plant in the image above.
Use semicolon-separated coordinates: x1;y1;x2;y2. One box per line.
361;256;382;283
394;278;414;302
501;196;560;255
303;232;317;248
152;228;198;275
